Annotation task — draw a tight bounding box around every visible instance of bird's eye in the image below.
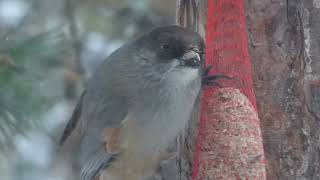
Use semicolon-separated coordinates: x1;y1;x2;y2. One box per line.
161;43;170;49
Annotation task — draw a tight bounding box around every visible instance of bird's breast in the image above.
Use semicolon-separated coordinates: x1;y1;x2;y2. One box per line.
130;75;201;151
104;75;201;179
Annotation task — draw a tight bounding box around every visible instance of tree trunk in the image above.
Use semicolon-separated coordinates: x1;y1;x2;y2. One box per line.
247;0;320;179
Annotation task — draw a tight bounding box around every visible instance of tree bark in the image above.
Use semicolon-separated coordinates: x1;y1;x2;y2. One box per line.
247;0;320;179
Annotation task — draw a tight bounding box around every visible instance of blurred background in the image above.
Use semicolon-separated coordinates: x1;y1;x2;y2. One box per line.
0;0;175;179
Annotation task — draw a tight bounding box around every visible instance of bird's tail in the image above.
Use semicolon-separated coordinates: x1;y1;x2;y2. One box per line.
81;148;116;180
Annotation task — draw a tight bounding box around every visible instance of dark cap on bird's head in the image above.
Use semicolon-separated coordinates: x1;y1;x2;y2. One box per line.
138;25;205;69
148;25;204;51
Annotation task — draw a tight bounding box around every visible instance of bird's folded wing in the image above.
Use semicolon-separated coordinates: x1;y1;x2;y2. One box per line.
60;91;86;146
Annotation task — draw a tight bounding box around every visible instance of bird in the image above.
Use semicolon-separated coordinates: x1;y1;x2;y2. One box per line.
60;25;210;180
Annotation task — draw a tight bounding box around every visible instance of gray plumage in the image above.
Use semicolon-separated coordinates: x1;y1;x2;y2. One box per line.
60;25;205;180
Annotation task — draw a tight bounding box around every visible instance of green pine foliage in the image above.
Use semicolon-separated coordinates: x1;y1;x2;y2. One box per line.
0;30;66;152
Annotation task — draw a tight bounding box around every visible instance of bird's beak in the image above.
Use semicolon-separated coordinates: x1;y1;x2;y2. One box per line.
180;50;201;68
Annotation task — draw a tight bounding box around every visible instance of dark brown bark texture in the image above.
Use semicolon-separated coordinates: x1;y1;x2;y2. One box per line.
246;0;320;179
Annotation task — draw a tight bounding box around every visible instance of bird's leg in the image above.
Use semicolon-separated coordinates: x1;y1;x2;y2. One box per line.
202;64;212;77
202;74;232;87
202;65;232;87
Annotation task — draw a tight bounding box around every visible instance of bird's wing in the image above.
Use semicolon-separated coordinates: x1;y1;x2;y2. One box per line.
60;91;86;146
59;43;133;180
59;89;129;180
59;45;129;148
59;61;129;180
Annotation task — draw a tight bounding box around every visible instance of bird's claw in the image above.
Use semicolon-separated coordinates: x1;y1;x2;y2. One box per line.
202;65;212;77
202;74;232;87
202;65;232;87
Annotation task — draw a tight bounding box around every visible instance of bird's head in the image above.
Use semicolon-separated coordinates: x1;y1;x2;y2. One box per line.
132;25;205;86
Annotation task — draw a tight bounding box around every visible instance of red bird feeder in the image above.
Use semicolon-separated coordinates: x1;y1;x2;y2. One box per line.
187;0;267;179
